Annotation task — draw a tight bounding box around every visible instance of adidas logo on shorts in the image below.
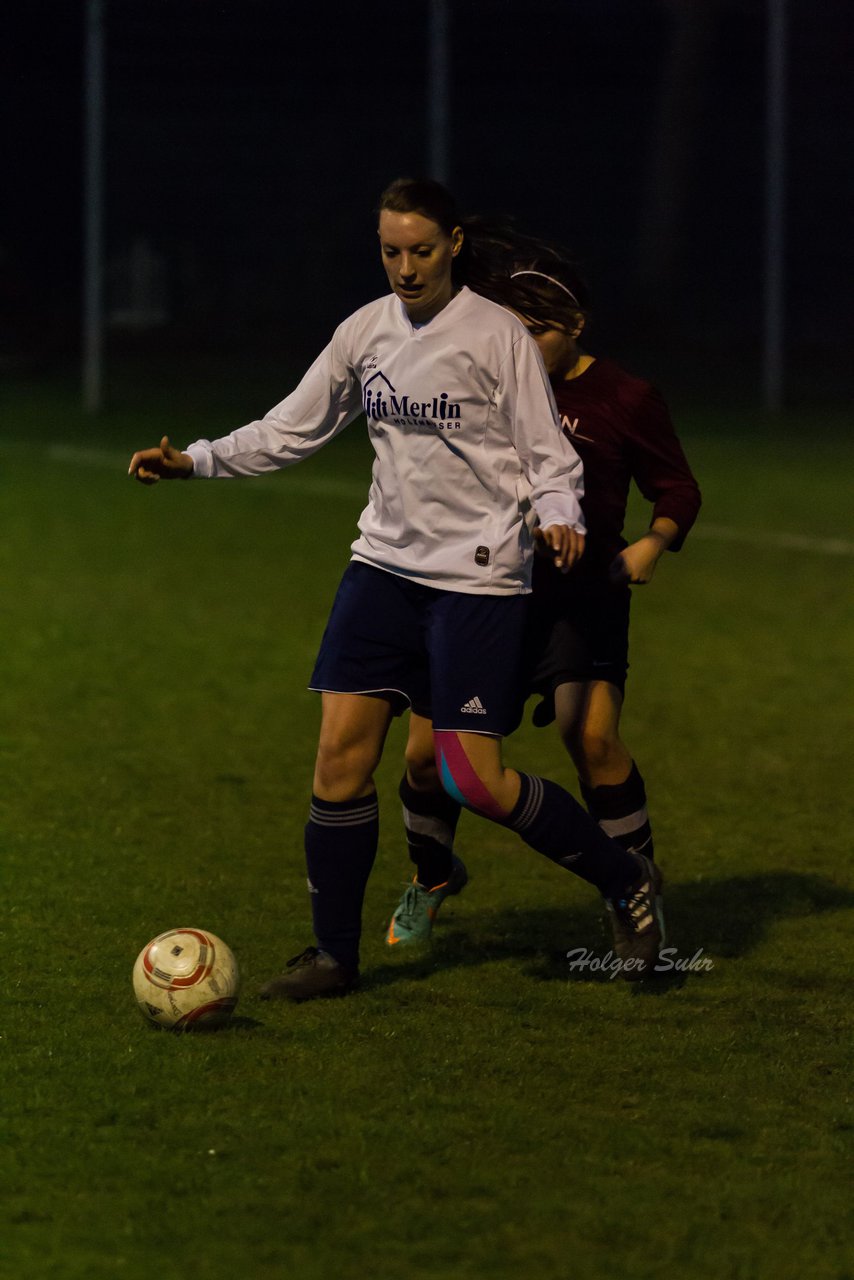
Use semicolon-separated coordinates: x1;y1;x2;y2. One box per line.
461;696;487;714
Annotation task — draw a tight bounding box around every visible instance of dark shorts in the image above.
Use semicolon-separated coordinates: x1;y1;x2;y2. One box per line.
525;559;631;716
310;561;529;737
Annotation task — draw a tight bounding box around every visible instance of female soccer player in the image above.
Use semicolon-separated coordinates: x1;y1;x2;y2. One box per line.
129;180;664;997
386;228;700;953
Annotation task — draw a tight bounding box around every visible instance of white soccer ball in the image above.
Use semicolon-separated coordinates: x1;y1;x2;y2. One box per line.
132;928;240;1030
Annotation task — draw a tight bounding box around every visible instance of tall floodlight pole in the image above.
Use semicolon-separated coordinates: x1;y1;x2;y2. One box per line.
83;0;105;412
428;0;450;183
763;0;786;413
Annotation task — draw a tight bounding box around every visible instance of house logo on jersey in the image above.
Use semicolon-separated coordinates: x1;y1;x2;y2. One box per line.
362;371;462;431
561;414;595;445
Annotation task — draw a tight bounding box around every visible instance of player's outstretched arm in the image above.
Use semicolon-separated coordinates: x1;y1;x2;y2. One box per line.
537;524;585;573
128;436;194;485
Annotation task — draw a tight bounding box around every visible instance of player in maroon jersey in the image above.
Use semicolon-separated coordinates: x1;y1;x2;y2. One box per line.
385;226;701;955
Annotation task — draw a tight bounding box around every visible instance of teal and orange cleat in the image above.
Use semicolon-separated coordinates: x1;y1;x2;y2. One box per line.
385;857;468;948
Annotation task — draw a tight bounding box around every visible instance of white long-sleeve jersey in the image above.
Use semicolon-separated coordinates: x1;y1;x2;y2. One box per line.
186;286;585;595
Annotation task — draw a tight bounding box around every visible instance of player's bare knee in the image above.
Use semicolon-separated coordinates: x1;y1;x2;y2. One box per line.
408;759;441;791
577;727;622;773
313;737;379;798
404;743;439;791
404;747;437;793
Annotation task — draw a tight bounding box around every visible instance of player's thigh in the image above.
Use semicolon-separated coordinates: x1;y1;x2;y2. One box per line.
552;681;591;738
433;728;520;817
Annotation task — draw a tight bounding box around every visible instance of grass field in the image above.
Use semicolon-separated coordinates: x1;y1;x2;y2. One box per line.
3;366;853;1280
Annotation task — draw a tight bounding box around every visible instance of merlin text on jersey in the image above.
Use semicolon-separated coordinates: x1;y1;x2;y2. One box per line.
363;372;462;429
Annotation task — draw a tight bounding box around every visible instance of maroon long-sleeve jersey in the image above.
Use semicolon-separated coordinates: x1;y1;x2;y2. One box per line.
551;358;701;571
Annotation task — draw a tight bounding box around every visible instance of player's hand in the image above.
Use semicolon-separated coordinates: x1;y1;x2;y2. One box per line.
128;436;194;484
609;531;667;585
536;524;585;574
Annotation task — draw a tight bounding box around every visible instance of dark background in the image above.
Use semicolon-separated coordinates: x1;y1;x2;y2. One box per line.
3;0;852;405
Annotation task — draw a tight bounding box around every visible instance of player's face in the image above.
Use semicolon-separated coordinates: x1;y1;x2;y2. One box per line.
378;210;463;323
510;312;581;378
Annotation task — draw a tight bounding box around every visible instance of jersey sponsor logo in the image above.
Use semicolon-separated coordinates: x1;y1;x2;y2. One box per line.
460;696;487;714
561;414;595;444
363;370;462;430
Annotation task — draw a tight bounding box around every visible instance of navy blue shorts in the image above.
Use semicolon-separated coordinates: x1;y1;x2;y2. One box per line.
310;561;529;737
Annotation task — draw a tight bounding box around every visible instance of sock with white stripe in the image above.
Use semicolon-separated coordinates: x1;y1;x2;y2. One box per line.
505;773;640;898
399;773;461;890
304;793;379;969
580;762;654;860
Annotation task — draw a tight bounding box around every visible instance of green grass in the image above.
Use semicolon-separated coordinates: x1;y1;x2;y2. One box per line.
2;371;853;1280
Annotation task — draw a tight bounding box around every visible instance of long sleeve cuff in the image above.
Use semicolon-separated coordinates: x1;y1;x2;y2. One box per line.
185;441;214;478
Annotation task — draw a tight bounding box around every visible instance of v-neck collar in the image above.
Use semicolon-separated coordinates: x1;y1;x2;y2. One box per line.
395;286;471;336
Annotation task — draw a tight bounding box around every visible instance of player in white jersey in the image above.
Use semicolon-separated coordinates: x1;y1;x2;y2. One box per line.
129;179;663;997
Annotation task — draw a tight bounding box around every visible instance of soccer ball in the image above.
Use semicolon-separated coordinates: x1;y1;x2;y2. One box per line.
132;928;240;1030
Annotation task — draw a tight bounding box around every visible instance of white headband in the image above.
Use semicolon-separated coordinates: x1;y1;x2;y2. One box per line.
510;270;579;307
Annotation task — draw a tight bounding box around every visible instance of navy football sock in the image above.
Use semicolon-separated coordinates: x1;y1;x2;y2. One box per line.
304;793;379;969
505;773;639;899
399;773;461;890
581;762;654;860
